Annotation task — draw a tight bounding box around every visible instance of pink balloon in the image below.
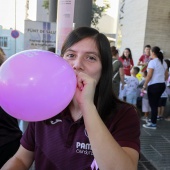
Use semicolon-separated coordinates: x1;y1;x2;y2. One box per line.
0;49;76;121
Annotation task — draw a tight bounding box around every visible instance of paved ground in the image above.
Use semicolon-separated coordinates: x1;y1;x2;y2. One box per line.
138;98;170;170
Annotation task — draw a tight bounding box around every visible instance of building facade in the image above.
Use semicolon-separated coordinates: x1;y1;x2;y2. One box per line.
117;0;170;65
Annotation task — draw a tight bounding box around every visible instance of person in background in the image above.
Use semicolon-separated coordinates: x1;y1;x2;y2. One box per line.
138;70;151;121
48;47;56;53
163;59;170;121
125;66;140;106
142;46;169;129
119;48;134;76
165;75;170;121
2;27;140;170
111;46;124;97
157;90;168;120
137;45;151;72
157;59;170;121
0;48;22;168
0;108;22;168
0;47;6;63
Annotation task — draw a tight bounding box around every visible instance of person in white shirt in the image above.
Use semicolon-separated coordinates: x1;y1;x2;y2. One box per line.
142;46;169;129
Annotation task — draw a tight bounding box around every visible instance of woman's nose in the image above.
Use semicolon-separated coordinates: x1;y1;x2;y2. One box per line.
73;57;84;70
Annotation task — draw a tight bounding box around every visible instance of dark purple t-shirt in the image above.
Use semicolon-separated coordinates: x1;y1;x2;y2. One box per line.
21;103;140;170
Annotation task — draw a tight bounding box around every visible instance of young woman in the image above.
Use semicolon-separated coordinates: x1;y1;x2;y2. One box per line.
142;46;169;129
2;27;140;170
119;48;134;76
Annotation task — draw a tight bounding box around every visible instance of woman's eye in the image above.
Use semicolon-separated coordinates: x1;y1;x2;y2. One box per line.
87;56;97;61
66;54;75;58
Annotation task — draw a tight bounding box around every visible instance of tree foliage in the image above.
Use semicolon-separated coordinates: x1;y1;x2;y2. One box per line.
91;0;110;28
42;0;49;9
42;0;110;27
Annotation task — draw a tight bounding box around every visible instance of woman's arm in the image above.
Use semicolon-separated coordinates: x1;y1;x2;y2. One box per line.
165;70;169;81
137;60;145;66
83;105;139;170
137;60;142;66
143;68;153;89
1;145;34;170
76;72;139;170
119;67;124;90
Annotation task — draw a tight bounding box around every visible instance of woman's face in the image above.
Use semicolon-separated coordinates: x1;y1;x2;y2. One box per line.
123;49;130;58
63;37;102;84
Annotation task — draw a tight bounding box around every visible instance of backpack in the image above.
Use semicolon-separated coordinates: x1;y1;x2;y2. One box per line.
112;60;119;81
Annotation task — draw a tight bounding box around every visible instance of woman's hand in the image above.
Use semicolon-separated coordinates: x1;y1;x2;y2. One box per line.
74;72;97;108
141;86;146;93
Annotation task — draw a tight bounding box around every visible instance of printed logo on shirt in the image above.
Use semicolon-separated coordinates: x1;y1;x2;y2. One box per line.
76;142;93;156
50;119;62;124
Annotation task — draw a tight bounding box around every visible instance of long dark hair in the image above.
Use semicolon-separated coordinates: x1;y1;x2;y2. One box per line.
151;46;164;64
61;27;121;121
121;48;132;60
110;46;119;57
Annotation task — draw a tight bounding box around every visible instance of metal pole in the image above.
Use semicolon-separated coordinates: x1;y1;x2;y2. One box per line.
74;0;92;28
49;0;57;22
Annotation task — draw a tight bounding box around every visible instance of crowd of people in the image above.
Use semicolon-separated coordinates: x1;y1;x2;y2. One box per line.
0;26;170;169
111;44;170;130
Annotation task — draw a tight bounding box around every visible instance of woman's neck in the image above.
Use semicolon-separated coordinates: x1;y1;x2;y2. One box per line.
152;55;157;59
69;99;82;121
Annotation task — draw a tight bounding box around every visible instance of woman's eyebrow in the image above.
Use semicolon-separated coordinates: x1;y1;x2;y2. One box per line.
86;52;99;56
65;49;75;53
65;49;99;57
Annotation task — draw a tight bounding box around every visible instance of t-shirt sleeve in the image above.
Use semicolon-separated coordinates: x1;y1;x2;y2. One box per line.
109;105;140;153
20;122;35;151
139;55;144;62
147;60;155;69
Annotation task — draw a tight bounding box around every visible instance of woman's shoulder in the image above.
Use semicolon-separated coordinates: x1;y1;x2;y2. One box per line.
148;58;156;66
107;102;140;153
109;102;139;124
117;102;138;115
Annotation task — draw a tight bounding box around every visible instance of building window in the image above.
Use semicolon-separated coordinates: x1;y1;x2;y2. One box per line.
0;36;8;48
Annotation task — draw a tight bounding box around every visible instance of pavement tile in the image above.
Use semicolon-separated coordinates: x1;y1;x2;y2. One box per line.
138;99;170;170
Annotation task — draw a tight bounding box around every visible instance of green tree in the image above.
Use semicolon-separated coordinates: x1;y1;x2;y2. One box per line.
91;0;110;28
42;0;49;9
42;0;110;27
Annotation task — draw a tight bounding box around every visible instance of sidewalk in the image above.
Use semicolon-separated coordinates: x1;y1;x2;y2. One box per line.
138;99;170;170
